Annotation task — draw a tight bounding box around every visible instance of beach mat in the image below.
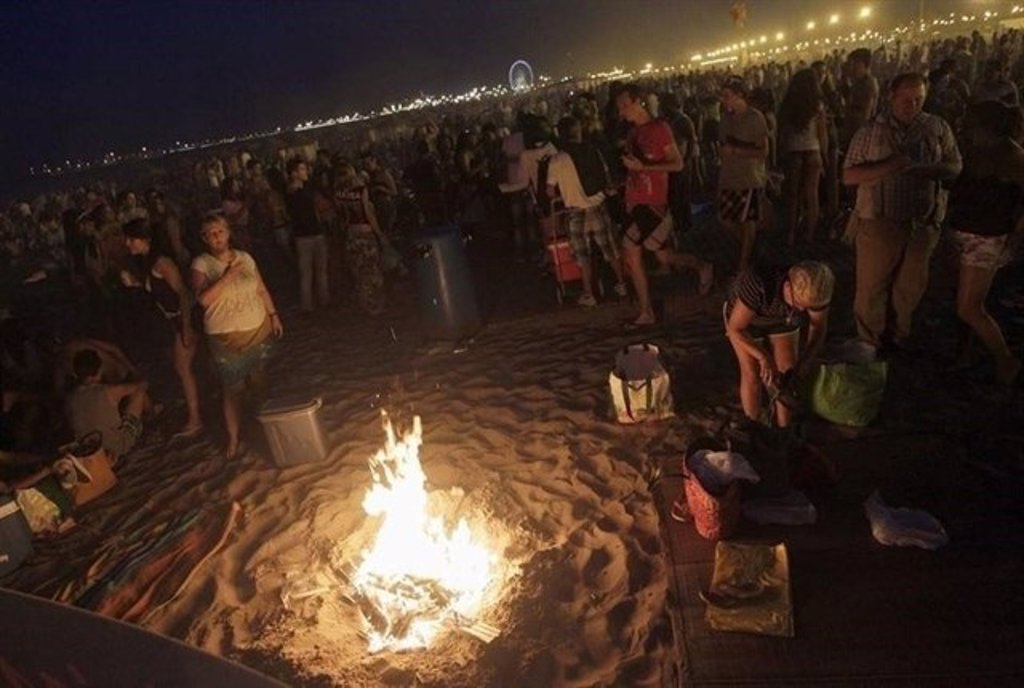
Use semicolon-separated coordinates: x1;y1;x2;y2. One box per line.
0;587;286;687
657;434;1024;685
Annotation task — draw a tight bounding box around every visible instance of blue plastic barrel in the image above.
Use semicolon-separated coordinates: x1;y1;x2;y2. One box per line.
414;225;481;340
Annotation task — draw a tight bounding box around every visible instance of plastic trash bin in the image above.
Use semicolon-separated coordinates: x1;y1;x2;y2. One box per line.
414;225;481;340
0;495;33;578
257;397;328;467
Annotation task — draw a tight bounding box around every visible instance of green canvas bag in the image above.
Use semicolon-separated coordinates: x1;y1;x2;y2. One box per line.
805;361;887;427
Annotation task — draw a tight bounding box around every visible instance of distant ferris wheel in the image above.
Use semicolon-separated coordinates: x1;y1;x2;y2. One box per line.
508;60;535;92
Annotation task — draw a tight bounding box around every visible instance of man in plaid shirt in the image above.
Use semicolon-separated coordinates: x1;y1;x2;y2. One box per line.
843;73;962;350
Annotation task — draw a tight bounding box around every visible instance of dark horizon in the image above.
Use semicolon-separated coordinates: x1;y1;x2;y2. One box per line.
0;0;982;185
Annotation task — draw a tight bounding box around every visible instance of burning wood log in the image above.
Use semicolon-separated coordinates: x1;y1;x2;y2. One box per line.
346;414;500;652
458;620;500;644
351;589;389;635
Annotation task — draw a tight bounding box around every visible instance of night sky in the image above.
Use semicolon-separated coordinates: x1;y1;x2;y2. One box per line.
0;0;973;183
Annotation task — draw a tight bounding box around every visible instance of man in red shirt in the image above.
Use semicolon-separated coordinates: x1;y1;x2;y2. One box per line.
617;84;713;326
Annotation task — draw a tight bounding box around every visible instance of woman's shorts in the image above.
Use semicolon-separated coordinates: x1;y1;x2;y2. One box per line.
950;230;1014;271
109;414;143;456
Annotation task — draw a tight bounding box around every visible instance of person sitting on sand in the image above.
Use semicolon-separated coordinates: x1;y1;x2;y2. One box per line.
54;336;142;394
65;348;148;459
724;260;834;427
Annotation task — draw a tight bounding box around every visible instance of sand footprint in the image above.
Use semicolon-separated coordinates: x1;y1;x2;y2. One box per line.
580;537;627;596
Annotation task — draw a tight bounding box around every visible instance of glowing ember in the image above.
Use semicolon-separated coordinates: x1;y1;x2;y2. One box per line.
351;413;498;652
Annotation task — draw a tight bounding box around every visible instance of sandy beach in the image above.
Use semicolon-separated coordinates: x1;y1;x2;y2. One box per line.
5;213;1023;686
6;249;718;687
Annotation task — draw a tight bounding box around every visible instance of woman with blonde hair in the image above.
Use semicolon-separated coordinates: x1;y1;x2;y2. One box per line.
191;214;282;459
724;260;834;427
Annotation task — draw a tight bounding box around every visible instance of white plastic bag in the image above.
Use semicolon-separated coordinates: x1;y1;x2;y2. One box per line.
689;450;760;493
863;491;948;550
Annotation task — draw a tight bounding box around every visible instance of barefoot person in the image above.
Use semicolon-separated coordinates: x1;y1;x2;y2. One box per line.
122;219;202;437
616;83;713;326
191;214;283;459
724;261;835;427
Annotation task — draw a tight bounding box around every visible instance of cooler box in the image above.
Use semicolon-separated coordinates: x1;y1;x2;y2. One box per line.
257;398;328;467
414;224;482;340
545;241;582;284
0;494;33;578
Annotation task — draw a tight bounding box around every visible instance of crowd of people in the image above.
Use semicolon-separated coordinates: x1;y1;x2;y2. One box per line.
2;25;1023;469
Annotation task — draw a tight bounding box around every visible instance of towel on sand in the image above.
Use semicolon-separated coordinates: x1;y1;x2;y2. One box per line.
57;502;241;624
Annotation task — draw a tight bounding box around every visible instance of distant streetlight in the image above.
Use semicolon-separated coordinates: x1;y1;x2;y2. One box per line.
759;35;767;43
806;20;816;30
829;13;840;25
775;31;784;41
859;6;872;19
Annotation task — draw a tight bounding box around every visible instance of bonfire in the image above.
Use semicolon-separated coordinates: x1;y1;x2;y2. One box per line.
345;413;501;653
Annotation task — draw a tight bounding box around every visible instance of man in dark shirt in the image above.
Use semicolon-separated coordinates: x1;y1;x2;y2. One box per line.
285;157;329;313
973;58;1021;108
659;92;698;234
842;49;879;150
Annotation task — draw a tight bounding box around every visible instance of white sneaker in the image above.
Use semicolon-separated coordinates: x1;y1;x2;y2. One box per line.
577;293;597;308
613;283;628;298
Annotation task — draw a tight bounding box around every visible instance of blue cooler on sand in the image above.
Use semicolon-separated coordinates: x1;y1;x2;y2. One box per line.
414;225;481;340
0;494;33;578
257;397;328;467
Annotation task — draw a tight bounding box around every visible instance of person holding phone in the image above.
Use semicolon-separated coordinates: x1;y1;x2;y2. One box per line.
843;72;962;353
192;213;283;459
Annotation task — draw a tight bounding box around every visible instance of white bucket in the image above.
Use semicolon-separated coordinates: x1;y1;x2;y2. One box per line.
257;397;328;467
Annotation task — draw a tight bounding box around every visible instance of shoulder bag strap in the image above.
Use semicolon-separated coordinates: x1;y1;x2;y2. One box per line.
621;378;636;422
